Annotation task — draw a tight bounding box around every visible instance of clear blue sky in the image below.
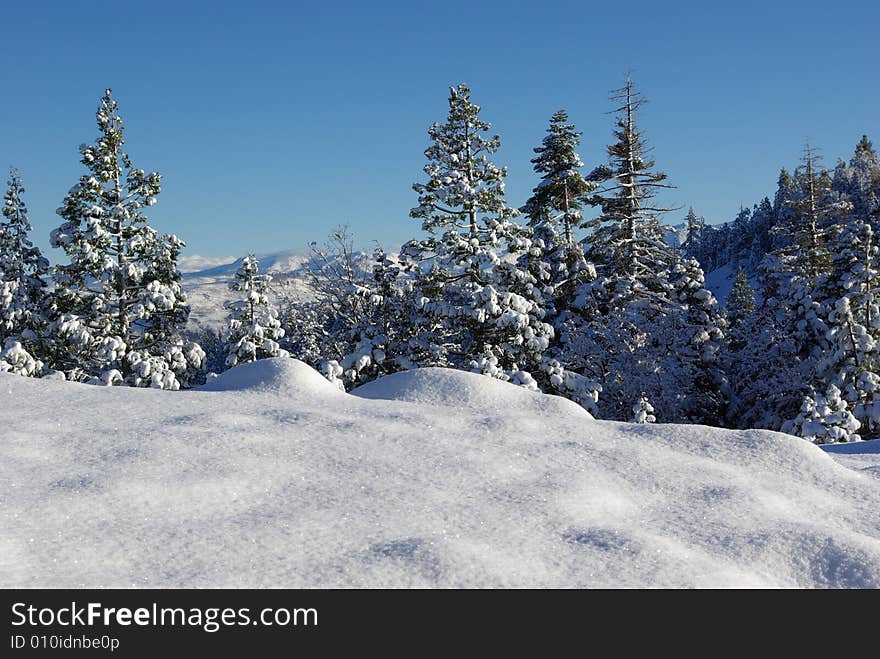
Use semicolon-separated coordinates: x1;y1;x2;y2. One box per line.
2;0;878;263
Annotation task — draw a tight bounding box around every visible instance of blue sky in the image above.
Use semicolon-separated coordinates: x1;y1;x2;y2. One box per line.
1;0;878;264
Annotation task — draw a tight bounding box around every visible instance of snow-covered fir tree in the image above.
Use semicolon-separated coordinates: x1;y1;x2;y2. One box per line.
400;84;553;383
629;396;656;423
563;77;718;422
832;136;879;228
725;301;808;432
726;266;755;331
727;207;753;271
583;77;675;288
521;109;596;249
519;110;597;329
47;89;204;388
785;384;861;444
0;169;49;370
680;207;705;262
747;150;834;422
317;246;411;389
768;147;834;287
223;255;287;368
660;256;727;423
810;219;880;438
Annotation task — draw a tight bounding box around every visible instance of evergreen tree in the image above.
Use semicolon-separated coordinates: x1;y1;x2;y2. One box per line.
0;169;49;358
47;89;204;387
812;220;880;437
583;77;675;288
791;145;833;282
726;302;808;432
768;147;833;286
726;266;755;332
565;77;706;421
629;396;656;423
785;384;861;444
728;206;753;269
223;255;287;368
771;167;797;252
681;207;705;263
519;110;598;352
832;135;879;227
660;256;727;423
401;84;552;380
318;246;411;389
521;110;596;248
747;197;774;273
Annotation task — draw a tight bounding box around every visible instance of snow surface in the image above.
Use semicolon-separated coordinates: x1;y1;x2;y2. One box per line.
704;263;735;306
3;358;880;588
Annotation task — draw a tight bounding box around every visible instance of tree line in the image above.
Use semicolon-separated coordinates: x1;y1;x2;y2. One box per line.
2;82;878;443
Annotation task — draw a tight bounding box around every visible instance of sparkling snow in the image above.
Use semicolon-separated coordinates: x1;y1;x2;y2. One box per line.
2;358;880;588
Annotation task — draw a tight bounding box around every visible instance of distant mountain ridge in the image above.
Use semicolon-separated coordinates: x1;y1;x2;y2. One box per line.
183;249;313;278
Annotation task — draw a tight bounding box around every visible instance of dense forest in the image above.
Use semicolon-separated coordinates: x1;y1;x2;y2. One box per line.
2;82;878;443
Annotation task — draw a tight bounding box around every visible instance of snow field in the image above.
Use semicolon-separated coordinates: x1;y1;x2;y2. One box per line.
2;358;880;587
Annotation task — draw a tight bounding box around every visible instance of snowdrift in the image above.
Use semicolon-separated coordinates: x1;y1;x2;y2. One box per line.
200;357;341;396
351;366;592;418
2;359;880;588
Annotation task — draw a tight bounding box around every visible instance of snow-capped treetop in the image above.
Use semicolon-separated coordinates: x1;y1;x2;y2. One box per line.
229;254;272;301
410;83;518;238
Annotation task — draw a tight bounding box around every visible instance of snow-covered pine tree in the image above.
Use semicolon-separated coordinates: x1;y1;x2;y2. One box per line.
680;207;705;263
747;197;775;273
659;256;727;424
565;77;688;420
0;169;49;369
583;77;675;289
810;219;880;438
770;167;797;253
629;396;656;423
223;255;287;368
769;146;833;286
519;110;597;330
752;147;835;416
792;145;833;281
318;245;411;389
725;300;809;432
521;110;596;249
401;84;553;381
727;266;755;331
785;384;861;444
47;89;204;387
728;206;753;271
832;136;879;228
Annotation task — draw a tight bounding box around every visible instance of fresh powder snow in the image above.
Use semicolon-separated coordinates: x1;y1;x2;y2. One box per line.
2;358;880;588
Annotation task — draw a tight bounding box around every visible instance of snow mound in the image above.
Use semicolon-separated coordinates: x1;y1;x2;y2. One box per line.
199;358;340;396
351;367;591;418
3;366;880;588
